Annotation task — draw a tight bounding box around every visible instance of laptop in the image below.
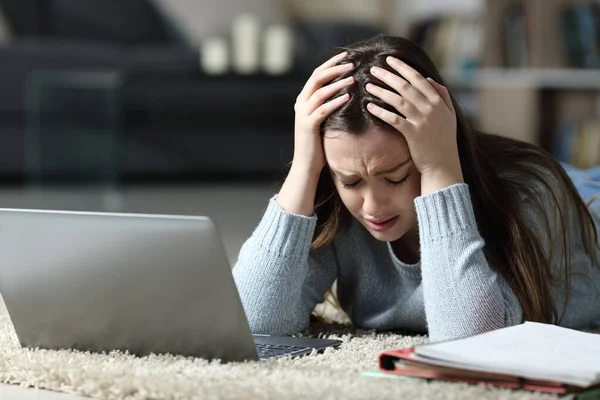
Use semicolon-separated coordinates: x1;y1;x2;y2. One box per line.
0;208;342;361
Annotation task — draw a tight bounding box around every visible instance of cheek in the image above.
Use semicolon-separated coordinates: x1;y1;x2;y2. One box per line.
409;171;421;196
336;188;361;213
336;185;417;216
393;189;417;215
398;174;421;212
402;176;421;206
335;172;421;216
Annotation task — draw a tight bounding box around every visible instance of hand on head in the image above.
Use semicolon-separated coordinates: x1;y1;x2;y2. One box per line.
293;47;461;182
365;56;460;179
292;52;354;176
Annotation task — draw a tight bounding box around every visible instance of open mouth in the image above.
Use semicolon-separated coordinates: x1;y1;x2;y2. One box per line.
364;216;398;232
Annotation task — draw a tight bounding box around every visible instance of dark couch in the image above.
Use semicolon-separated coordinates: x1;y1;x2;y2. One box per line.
0;1;383;181
0;0;302;181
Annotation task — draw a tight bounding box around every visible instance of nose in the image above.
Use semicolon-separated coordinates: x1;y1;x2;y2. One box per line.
362;188;388;217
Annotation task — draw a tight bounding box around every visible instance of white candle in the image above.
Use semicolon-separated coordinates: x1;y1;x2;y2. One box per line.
201;37;229;75
232;13;261;74
263;24;293;75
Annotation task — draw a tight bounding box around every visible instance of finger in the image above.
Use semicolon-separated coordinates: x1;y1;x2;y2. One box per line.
314;51;348;73
370;66;428;110
366;102;411;135
299;51;350;101
310;93;350;125
386;56;439;102
365;83;419;120
427;78;455;112
299;63;354;101
305;76;354;115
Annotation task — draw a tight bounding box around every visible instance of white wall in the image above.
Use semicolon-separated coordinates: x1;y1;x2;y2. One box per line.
150;0;290;46
286;0;392;24
150;0;484;46
404;0;482;19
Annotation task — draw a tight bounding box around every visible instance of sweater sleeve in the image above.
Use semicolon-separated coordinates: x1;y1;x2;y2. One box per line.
232;196;339;336
415;183;523;343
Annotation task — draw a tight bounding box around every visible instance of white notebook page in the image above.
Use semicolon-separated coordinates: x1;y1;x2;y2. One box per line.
414;322;600;387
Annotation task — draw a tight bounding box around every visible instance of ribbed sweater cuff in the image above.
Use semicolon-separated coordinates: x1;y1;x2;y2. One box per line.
414;183;477;241
253;196;318;261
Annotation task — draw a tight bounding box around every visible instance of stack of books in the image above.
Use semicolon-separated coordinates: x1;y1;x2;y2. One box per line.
409;2;600;69
554;119;600;169
562;3;600;69
408;16;481;74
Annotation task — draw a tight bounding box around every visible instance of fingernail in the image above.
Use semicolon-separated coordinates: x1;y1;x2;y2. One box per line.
365;83;374;91
345;76;354;83
370;66;379;75
341;93;350;100
386;56;395;64
345;63;354;69
367;103;375;111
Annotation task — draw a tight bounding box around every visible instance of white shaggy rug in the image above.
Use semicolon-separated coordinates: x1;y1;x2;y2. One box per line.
0;296;578;400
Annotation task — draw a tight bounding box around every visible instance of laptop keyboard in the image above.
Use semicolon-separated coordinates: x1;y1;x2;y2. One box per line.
255;343;310;359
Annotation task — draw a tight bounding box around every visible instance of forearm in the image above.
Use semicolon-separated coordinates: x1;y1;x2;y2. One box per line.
276;164;321;217
416;184;521;342
420;162;464;196
232;194;343;336
233;246;312;335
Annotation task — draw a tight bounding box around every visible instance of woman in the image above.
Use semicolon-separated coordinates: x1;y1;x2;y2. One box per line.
232;35;600;343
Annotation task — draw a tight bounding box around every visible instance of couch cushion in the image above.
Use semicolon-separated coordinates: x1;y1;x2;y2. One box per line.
0;39;198;112
0;5;14;45
0;38;125;111
128;45;198;73
0;0;50;35
48;0;171;45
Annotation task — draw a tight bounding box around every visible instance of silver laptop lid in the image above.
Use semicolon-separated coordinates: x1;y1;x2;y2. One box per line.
0;208;258;362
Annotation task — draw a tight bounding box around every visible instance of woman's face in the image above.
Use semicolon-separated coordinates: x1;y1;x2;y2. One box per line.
323;128;421;242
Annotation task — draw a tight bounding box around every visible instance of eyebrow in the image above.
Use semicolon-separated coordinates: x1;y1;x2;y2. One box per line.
330;158;412;179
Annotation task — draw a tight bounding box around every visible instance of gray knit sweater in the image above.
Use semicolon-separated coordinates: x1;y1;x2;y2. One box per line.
232;183;600;343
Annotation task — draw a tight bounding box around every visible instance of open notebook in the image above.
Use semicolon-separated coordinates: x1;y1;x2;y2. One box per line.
379;322;600;394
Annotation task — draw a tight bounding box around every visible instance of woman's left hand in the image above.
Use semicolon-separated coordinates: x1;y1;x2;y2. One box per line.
366;56;463;193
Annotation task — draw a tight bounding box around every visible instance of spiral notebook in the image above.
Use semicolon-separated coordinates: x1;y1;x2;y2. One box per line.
379;321;600;394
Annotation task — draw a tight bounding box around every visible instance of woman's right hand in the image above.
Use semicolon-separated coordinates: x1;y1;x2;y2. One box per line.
292;52;355;176
277;52;354;216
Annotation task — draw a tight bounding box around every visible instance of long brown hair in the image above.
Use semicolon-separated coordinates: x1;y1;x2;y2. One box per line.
310;35;599;324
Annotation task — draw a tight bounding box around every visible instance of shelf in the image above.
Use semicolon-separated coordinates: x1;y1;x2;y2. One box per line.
444;68;600;90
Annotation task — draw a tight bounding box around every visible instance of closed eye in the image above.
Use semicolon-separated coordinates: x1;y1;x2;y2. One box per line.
341;181;359;189
340;172;412;189
386;172;412;186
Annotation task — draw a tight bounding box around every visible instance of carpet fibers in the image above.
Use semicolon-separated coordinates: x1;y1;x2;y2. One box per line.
0;297;576;399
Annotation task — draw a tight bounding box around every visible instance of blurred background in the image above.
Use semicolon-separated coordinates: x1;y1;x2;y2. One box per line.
0;0;598;263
